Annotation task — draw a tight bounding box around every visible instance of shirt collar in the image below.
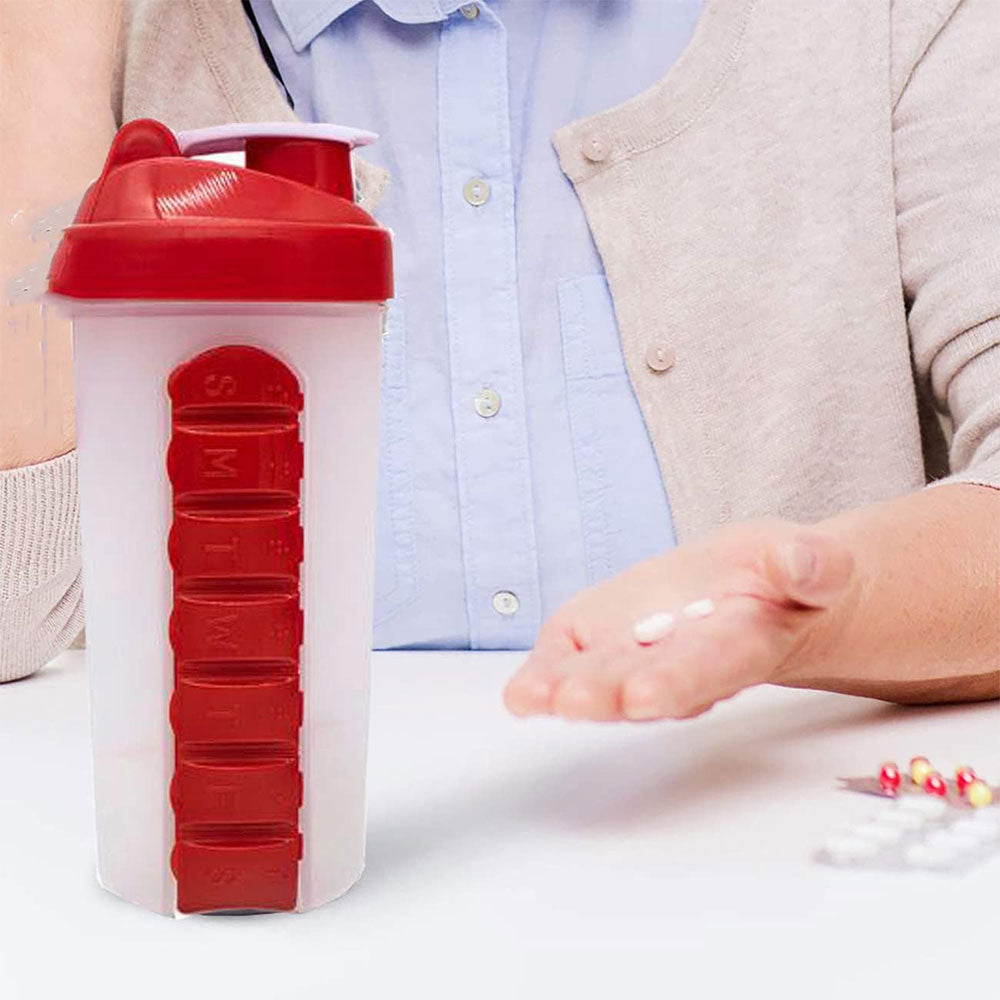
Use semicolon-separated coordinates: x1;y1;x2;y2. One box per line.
271;0;470;52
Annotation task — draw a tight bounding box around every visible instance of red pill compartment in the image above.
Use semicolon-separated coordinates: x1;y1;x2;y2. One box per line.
171;758;302;827
167;345;304;914
168;510;303;580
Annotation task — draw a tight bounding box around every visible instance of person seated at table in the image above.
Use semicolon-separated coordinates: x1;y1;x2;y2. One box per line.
2;0;998;720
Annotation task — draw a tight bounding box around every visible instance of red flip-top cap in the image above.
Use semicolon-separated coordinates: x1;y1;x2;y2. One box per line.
48;120;392;302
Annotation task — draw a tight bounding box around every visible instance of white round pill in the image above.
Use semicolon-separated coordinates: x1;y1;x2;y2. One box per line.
905;845;933;867
950;818;982;837
924;830;964;851
949;821;997;846
913;849;947;868
881;807;926;830
906;843;956;868
899;795;948;818
971;808;1000;831
852;822;902;846
942;830;981;851
825;836;880;863
928;845;959;867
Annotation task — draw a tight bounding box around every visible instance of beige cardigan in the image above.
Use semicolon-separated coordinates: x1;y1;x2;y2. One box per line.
3;0;1000;679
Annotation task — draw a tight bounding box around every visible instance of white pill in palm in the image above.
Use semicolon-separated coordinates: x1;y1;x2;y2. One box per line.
682;598;716;620
632;611;676;645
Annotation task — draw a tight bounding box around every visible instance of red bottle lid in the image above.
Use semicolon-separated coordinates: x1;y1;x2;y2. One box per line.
48;119;393;302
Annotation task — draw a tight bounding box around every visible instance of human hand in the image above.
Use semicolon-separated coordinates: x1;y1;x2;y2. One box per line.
504;519;857;721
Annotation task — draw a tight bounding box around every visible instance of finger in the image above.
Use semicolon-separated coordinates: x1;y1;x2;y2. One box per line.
765;529;855;610
503;619;579;716
620;595;794;720
548;639;728;722
548;647;639;721
504;603;638;717
504;664;563;716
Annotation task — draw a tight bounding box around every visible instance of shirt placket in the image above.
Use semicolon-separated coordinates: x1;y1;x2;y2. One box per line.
437;2;541;649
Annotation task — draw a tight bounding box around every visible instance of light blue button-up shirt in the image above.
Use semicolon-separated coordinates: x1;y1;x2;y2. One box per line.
250;0;702;649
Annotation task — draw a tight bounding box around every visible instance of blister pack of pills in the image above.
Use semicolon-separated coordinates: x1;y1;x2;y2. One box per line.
816;794;1000;873
817;756;1000;873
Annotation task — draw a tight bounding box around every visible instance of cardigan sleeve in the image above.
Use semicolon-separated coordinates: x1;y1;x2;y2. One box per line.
0;453;84;682
894;0;1000;490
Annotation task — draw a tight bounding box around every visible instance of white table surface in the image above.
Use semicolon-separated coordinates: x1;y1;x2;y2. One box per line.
1;649;997;999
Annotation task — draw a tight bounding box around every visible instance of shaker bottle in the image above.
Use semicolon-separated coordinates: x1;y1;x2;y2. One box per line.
46;118;393;915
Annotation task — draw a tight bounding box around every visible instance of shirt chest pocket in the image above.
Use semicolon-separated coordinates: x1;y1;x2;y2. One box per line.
557;275;676;584
373;298;419;624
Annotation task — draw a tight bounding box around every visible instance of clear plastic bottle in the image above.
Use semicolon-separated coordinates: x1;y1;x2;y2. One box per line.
47;119;393;915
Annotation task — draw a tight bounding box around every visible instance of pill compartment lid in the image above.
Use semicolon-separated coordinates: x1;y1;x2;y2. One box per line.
47;119;393;302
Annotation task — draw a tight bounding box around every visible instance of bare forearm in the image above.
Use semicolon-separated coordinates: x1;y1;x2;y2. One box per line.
785;483;1000;703
0;0;122;468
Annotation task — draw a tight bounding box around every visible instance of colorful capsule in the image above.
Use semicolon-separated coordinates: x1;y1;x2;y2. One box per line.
955;767;978;797
878;762;902;794
924;772;947;797
910;756;934;787
967;780;994;809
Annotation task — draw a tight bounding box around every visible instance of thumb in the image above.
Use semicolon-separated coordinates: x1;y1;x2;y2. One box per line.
767;528;855;609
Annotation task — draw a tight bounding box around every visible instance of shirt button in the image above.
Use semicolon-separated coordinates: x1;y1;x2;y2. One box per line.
492;591;520;616
582;131;610;163
459;3;480;18
474;387;501;418
645;343;675;373
463;177;490;207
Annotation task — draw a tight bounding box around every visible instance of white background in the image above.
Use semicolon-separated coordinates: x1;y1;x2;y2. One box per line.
1;650;998;999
